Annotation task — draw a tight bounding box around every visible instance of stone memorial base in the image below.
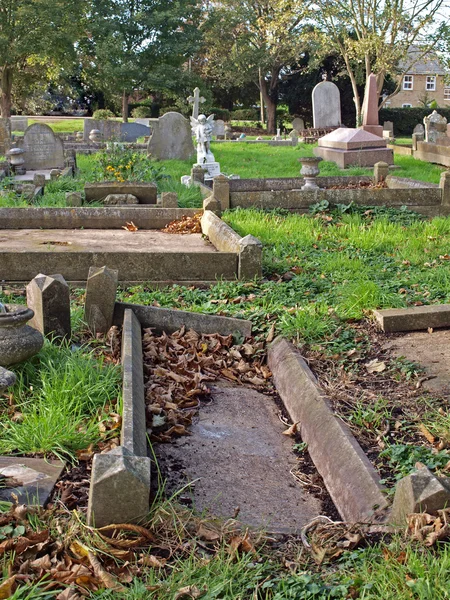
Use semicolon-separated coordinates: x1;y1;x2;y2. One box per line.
196;161;221;179
314;127;394;168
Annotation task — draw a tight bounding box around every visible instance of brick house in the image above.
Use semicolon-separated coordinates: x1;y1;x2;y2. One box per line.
385;48;450;109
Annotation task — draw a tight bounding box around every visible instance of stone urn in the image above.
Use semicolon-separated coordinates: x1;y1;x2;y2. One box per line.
7;147;26;175
89;129;102;143
0;304;44;367
76;131;84;141
299;157;323;190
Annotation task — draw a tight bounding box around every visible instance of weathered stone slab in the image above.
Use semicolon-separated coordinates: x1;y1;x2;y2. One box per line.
113;302;252;338
120;122;150;142
21;124;65;170
147;112;194;160
87;446;150;527
84;266;118;334
26;273;71;339
312;81;341;128
0;456;65;506
0;207;200;230
390;466;450;525
373;304;450;332
84;182;157;204
238;235;262;279
121;309;147;457
268;337;389;522
11;117;28;132
83;119;121;142
0;366;16;391
104;194;139;206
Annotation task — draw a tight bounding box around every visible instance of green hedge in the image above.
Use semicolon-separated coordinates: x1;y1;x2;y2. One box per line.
379;107;450;136
210;107;231;121
231;108;259;120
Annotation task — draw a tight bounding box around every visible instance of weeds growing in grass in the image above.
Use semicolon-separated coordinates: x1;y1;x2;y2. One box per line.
0;342;121;461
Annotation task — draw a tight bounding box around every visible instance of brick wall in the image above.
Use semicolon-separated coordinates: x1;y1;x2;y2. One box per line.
388;75;450;109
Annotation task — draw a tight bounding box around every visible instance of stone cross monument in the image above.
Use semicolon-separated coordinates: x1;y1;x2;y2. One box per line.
187;87;205;119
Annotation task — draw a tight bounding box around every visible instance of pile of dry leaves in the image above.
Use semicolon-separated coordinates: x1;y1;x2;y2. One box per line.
142;327;271;442
0;498;260;598
162;214;202;234
407;509;450;546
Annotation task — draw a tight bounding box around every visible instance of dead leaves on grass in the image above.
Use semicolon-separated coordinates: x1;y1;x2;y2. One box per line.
142;327;271;442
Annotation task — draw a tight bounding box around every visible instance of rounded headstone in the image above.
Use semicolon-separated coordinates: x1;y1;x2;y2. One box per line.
312;81;341;128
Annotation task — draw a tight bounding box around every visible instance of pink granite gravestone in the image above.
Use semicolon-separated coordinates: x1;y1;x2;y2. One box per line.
361;73;383;138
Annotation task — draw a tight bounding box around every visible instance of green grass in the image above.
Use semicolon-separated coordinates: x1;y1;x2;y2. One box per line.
28;118;85;133
0;341;121;461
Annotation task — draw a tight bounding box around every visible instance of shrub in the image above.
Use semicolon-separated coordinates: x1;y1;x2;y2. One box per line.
231;108;259;120
379;107;450;136
210;107;231;121
131;106;152;118
93;109;116;120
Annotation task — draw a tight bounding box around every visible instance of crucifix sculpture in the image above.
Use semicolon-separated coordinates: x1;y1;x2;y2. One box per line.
187;87;205;119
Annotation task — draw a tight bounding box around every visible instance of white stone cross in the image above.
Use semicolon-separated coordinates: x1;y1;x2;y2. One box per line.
187;87;205;119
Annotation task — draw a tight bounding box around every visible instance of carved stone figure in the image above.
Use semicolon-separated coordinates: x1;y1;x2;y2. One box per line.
191;114;215;164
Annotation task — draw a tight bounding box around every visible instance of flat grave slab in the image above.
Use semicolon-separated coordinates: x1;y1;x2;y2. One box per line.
156;382;323;533
0;229;237;283
0;456;65;506
374;304;450;332
384;329;450;398
14;170;52;182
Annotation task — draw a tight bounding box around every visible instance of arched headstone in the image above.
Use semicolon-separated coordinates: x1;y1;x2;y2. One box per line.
22;123;64;170
147;112;194;160
312;81;341;128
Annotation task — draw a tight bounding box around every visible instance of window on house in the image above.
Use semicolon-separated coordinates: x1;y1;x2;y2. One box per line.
402;103;412;108
384;101;391;107
403;75;413;90
445;87;450;100
426;76;436;91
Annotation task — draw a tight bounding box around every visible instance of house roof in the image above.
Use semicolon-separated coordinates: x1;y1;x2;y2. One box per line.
401;47;447;75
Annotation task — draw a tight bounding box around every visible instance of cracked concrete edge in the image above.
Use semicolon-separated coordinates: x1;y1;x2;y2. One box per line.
113;302;252;338
121;309;147;457
268;337;390;523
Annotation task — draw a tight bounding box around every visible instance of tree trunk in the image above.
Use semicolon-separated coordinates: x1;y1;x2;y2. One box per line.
259;66;279;134
1;66;13;118
122;90;129;123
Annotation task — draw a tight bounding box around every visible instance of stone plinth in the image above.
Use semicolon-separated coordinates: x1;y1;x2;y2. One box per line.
314;127;393;168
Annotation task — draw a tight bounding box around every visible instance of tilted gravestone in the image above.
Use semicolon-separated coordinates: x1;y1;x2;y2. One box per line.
292;117;305;132
120;122;150;142
26;273;71;339
312;81;341;128
21;124;64;170
84;266;119;334
0;118;11;155
424;110;448;144
147;112;194;160
413;123;425;135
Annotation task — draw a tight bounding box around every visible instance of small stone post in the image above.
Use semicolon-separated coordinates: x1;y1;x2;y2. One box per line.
88;446;151;527
33;173;46;188
84;266;119;334
212;174;230;211
440;171;450;207
203;195;221;215
412;132;424;151
373;161;389;184
191;165;206;184
160;192;178;208
238;235;263;279
66;192;82;207
26;273;71;339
